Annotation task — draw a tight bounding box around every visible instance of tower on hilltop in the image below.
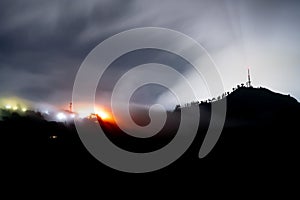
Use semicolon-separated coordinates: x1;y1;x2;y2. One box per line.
247;68;252;87
69;102;73;112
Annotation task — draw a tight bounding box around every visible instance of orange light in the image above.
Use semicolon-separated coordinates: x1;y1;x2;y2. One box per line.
97;110;109;119
95;107;113;122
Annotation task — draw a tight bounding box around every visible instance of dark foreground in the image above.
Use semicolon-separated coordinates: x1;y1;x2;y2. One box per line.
1;87;299;191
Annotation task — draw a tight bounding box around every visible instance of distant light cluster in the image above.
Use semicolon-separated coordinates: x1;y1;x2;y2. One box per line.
4;104;27;112
1;99;111;123
1;102;79;123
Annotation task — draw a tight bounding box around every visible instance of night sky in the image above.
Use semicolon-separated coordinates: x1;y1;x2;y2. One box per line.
1;0;300;110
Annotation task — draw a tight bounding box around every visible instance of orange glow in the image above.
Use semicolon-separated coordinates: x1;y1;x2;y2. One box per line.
97;110;109;119
94;107;113;122
70;102;115;122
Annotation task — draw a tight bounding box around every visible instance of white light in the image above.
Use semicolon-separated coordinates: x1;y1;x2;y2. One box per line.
13;106;18;110
5;105;11;109
56;112;66;120
22;108;27;112
44;110;49;115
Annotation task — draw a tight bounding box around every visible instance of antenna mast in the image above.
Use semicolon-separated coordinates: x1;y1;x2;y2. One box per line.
69;102;73;112
247;68;252;87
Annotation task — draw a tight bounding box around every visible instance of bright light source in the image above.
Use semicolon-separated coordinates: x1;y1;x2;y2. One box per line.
5;105;11;109
95;107;113;122
22;108;27;112
44;110;49;115
56;112;66;120
13;106;18;110
97;110;109;120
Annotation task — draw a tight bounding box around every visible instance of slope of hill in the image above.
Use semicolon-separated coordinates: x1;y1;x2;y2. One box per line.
203;87;299;156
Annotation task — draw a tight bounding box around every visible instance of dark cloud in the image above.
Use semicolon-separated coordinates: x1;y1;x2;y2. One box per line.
18;86;53;101
0;0;300;107
0;0;135;104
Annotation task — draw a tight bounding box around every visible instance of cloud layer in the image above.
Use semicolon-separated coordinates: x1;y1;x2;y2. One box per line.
0;0;299;109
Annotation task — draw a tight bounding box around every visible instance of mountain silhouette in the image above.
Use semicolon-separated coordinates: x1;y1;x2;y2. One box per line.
195;87;300;160
1;87;299;183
